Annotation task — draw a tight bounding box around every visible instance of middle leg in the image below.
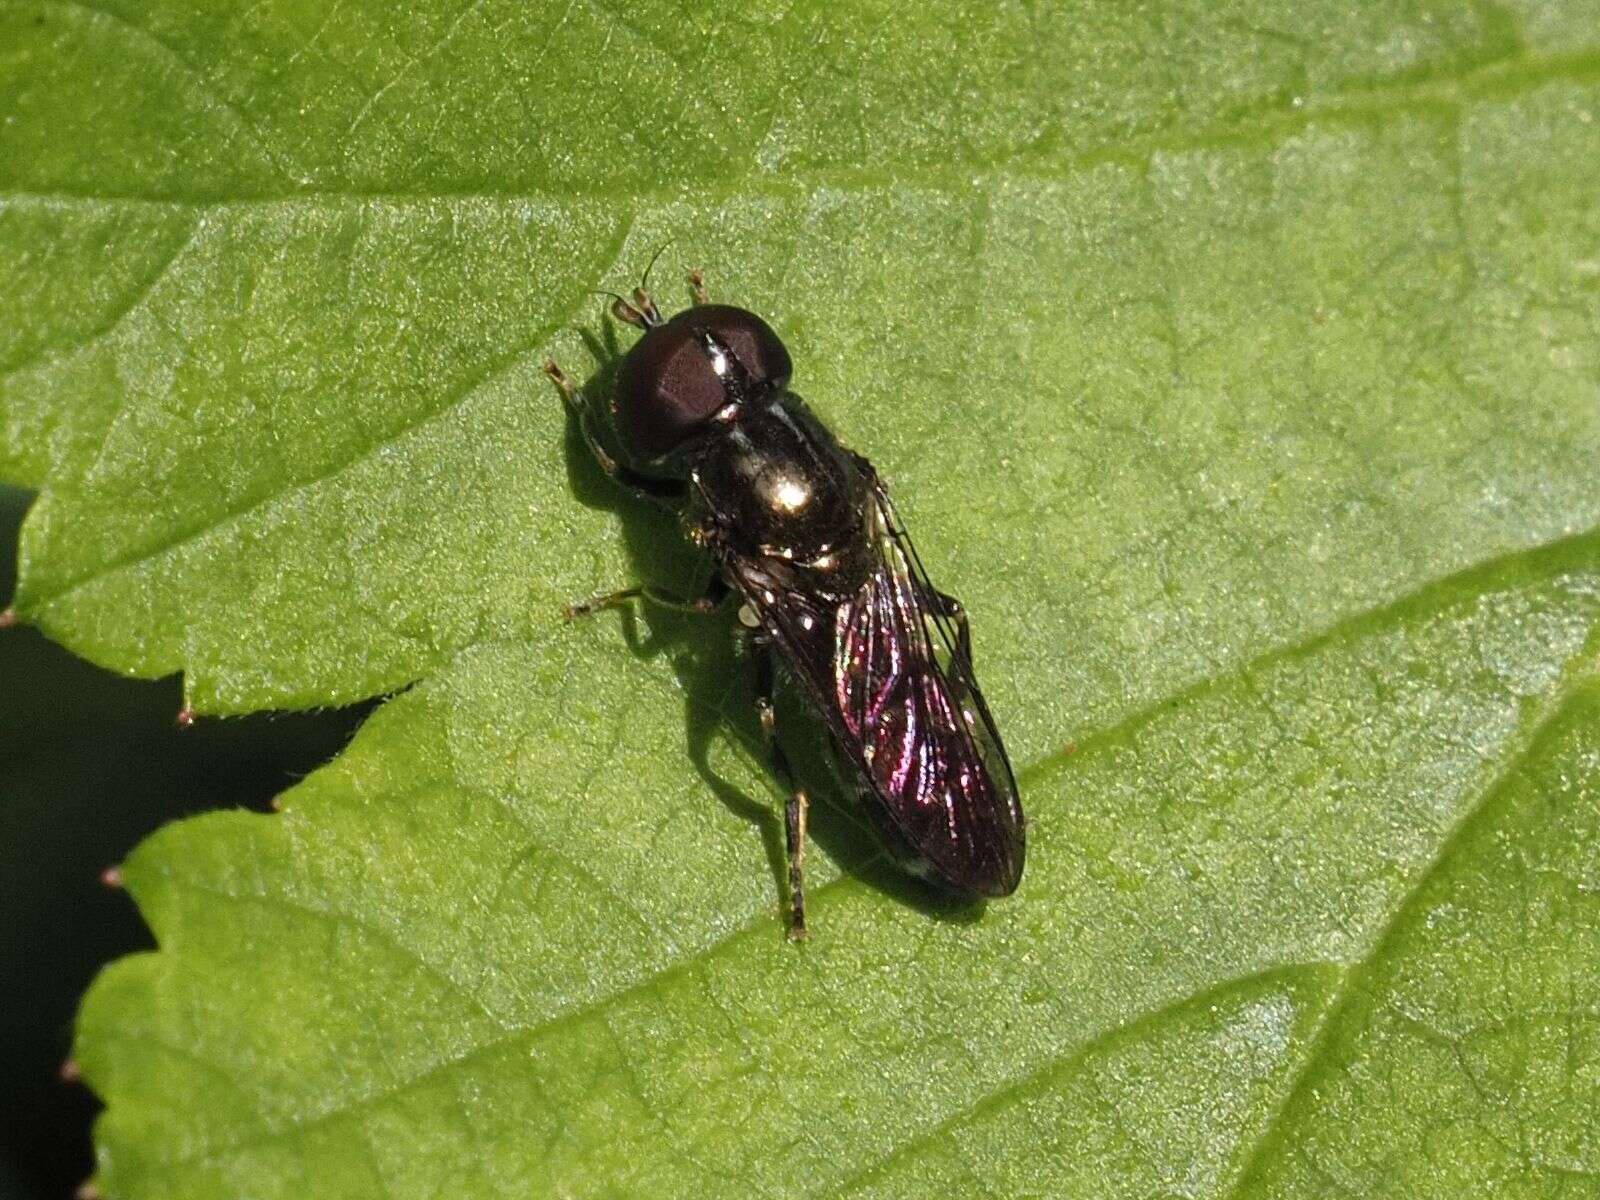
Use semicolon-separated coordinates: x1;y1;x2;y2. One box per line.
564;574;729;621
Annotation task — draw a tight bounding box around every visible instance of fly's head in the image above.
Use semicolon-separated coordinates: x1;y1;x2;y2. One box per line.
611;302;792;471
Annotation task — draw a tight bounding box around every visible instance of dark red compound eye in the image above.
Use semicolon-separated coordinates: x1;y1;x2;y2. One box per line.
696;304;792;390
613;304;791;463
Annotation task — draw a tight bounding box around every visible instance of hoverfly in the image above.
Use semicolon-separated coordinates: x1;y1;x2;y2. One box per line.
543;268;1023;938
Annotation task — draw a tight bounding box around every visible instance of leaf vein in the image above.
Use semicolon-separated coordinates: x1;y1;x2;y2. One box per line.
25;213;637;610
1019;522;1600;787
1;49;1593;208
0;214;198;385
1216;661;1600;1198
826;964;1343;1199
153;869;509;1031
15;0;293;183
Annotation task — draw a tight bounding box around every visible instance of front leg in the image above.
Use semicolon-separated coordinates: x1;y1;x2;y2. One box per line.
543;358;685;503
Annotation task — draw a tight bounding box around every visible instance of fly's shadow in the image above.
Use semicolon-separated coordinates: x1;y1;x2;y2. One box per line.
552;311;986;931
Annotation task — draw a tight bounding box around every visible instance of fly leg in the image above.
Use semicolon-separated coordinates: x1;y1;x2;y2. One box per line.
564;574;729;620
542;358;684;502
931;589;975;665
689;268;710;306
752;640;809;941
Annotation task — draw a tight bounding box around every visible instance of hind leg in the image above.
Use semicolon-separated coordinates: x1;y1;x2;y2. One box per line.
931;589;975;665
751;639;809;941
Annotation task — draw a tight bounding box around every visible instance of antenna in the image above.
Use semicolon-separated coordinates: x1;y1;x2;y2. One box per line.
639;239;676;293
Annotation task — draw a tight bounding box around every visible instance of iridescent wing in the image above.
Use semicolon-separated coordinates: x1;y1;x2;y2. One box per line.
836;480;1024;894
743;472;1025;897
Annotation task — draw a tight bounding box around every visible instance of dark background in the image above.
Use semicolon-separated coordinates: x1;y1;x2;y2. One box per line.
0;485;370;1199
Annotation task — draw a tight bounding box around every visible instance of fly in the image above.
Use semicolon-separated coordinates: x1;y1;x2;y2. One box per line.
543;266;1024;939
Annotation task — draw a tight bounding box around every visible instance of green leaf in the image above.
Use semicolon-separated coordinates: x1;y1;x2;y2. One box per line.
0;483;371;1200
4;0;1599;1195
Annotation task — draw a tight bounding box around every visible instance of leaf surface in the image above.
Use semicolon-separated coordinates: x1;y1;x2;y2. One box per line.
2;0;1598;1195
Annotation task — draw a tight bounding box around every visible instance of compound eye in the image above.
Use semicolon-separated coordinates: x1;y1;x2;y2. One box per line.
698;305;792;389
613;323;727;463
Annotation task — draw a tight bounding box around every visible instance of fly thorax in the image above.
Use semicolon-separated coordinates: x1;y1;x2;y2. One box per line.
691;399;868;572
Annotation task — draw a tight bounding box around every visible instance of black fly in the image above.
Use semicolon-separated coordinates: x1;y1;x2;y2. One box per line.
544;268;1024;939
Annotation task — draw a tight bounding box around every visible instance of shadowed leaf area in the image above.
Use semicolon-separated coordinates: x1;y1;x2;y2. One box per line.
0;486;372;1199
2;0;1598;1195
